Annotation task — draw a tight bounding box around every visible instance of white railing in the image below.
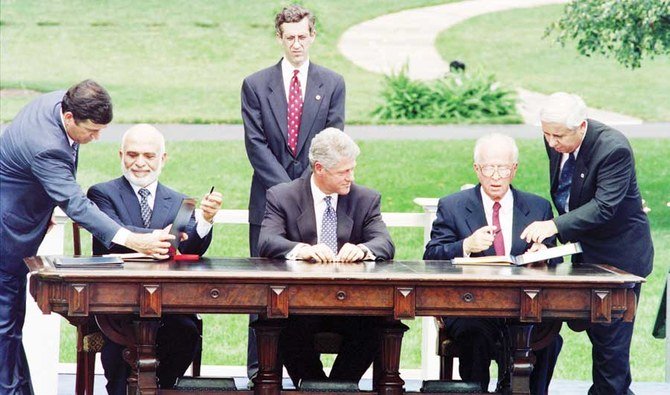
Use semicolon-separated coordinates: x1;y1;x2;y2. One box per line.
28;198;442;391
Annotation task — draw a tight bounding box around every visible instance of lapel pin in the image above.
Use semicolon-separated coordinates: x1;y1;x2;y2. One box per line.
315;94;322;101
580;173;585;178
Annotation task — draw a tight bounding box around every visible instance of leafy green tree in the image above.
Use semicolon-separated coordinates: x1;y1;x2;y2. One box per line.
546;0;670;69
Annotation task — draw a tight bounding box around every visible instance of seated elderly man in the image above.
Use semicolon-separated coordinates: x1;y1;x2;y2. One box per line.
87;124;223;394
423;133;562;395
258;128;394;387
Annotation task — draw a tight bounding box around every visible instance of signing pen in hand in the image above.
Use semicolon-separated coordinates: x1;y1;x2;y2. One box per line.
208;186;215;200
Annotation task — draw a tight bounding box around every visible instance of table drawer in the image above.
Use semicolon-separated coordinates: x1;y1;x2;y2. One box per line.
289;285;393;309
418;286;519;311
162;283;266;307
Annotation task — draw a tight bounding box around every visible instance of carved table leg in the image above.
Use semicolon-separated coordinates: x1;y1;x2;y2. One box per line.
509;324;534;395
132;319;162;395
377;320;409;395
251;319;286;395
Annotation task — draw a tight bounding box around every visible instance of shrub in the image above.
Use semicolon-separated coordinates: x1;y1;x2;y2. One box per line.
373;67;521;124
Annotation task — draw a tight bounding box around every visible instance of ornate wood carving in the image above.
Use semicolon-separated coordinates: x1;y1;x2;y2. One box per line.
268;286;288;318
68;284;89;316
394;287;415;319
520;288;542;322
591;289;612;323
140;284;161;317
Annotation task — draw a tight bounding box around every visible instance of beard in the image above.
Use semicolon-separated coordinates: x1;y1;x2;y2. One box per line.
122;163;162;188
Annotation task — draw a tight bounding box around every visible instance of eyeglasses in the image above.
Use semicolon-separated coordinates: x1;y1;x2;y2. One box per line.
282;35;310;45
477;164;515;178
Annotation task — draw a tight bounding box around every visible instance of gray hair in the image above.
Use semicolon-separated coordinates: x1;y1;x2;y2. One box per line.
121;123;165;155
309;128;360;169
540;92;587;129
473;133;519;163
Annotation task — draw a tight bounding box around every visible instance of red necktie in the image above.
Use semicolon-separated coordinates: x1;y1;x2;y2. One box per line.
492;202;505;256
287;69;303;156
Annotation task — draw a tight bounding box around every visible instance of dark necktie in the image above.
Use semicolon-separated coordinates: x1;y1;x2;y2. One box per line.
138;188;152;228
554;153;576;215
492;202;505;256
287;69;303;156
72;142;79;172
321;196;338;254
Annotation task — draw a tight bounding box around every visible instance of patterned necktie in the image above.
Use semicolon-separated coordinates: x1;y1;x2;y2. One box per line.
492;202;505;256
71;142;79;172
554;153;576;215
321;196;338;254
287;69;303;156
138;188;152;228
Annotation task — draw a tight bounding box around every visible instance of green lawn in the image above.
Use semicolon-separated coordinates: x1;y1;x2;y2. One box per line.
56;139;670;381
435;4;670;122
2;1;668;123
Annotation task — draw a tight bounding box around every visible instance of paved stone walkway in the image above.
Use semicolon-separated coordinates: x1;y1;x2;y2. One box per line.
338;0;642;125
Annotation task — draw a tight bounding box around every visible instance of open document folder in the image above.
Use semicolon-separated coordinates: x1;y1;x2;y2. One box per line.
451;242;582;266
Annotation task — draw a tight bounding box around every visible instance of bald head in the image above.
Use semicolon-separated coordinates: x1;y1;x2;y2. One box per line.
120;124;167;187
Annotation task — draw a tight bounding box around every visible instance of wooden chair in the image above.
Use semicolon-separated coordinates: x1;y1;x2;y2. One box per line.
435;318;562;382
71;222;203;395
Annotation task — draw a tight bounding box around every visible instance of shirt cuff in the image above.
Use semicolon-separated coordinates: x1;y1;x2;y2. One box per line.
286;243;310;260
195;211;213;238
112;228;131;247
357;244;376;261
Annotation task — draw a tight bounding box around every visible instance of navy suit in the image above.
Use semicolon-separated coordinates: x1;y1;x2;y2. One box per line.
0;91;121;394
547;120;653;395
87;177;211;393
241;59;345;378
424;185;562;394
259;176;394;386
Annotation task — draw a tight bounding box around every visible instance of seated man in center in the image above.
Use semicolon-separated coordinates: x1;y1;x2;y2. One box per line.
87;123;223;394
423;133;562;395
258;127;394;386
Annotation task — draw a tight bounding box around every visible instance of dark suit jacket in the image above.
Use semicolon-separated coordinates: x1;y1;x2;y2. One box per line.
87;177;212;256
547;119;653;277
242;59;345;226
423;185;555;260
258;176;394;260
0;91;120;276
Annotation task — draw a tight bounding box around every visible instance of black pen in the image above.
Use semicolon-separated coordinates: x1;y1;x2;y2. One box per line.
208;186;215;200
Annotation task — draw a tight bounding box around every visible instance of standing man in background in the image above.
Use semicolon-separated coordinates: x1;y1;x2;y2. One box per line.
0;80;173;394
521;92;653;395
241;4;345;380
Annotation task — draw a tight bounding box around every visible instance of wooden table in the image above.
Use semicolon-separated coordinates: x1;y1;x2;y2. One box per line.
26;257;643;395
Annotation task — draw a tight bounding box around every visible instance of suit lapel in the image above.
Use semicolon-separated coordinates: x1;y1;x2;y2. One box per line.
296;178;318;245
569;120;596;210
149;183;174;229
336;193;354;250
267;61;289;148
465;186;496;256
510;188;531;256
296;64;325;156
119;178;145;228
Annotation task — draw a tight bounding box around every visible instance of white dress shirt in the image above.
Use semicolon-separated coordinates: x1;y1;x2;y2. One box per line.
480;189;514;256
281;57;309;102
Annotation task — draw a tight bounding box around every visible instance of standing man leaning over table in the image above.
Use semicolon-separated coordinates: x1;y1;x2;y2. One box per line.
258;128;394;387
521;92;653;395
424;133;562;395
241;4;345;380
87;124;223;394
0;80;173;394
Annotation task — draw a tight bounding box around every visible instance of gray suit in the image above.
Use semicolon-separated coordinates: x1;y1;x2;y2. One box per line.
0;91;120;393
258;176;393;386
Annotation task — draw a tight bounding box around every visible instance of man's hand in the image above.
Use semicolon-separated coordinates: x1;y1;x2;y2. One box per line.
296;244;336;263
159;224;188;242
336;243;366;263
125;232;175;259
520;220;558;244
200;191;223;223
526;242;548;253
463;225;497;255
